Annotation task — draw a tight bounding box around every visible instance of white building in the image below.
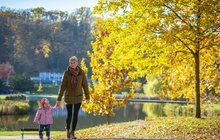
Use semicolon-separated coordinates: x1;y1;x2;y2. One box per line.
30;72;63;84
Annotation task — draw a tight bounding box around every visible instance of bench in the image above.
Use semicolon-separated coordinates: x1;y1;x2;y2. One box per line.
21;128;39;140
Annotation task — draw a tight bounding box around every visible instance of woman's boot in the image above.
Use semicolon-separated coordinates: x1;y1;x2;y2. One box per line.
66;127;70;139
70;131;77;139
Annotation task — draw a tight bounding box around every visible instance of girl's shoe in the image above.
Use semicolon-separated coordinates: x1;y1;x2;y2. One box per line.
39;135;43;140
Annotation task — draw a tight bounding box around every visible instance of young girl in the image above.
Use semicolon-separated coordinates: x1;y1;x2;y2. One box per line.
33;98;59;140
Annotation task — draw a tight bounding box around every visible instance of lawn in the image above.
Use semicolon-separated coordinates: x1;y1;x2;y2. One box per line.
1;117;219;140
71;117;220;140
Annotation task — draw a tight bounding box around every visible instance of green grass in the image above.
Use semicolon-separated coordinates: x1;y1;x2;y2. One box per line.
4;94;26;100
0;96;6;100
203;104;220;116
0;131;21;136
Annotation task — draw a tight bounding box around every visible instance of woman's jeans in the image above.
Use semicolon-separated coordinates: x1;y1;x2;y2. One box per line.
66;103;81;131
39;124;50;139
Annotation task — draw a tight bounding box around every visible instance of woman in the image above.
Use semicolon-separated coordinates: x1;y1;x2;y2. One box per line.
57;56;90;139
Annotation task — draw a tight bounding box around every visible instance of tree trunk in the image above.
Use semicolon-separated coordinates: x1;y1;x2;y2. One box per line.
194;0;201;118
194;51;201;118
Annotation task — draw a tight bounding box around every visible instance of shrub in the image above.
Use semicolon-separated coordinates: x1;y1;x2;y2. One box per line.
0;100;30;115
9;75;35;92
5;94;26;100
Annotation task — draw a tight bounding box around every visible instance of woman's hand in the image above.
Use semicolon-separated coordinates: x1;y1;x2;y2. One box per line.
56;101;61;107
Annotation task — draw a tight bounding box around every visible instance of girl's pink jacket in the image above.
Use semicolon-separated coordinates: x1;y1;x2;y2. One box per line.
33;106;58;125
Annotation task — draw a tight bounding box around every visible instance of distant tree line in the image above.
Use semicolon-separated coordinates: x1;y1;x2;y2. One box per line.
0;7;93;77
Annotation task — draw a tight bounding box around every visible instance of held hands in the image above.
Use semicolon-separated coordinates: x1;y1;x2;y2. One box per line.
56;101;61;107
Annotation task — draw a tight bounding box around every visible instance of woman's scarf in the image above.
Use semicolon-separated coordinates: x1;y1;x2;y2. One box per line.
68;66;79;88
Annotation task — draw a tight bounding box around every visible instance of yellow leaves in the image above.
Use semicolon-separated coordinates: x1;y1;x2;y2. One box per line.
200;47;220;94
67;117;220;139
30;7;48;23
35;39;51;58
80;58;88;77
90;0;220;119
82;18;135;116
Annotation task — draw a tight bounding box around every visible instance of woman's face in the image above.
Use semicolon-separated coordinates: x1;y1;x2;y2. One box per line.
70;60;78;69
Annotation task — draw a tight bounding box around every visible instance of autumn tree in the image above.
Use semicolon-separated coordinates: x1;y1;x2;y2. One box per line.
81;19;135;122
92;0;220;118
0;7;93;75
0;63;14;85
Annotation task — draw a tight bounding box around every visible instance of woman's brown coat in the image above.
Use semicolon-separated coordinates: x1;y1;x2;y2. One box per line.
57;66;90;104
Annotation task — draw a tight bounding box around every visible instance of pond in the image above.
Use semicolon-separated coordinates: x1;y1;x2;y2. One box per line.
0;96;217;131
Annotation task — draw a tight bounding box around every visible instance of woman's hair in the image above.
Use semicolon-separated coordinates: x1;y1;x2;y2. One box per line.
69;56;78;63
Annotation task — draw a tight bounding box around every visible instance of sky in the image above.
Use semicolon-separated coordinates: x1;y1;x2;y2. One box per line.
0;0;99;12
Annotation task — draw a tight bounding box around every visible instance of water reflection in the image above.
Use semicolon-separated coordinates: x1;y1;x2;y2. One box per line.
0;96;219;131
0;97;147;131
142;103;166;117
0;115;29;130
142;103;195;118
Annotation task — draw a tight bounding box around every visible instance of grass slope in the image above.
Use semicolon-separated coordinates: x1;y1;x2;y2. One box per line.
53;117;220;140
0;117;219;140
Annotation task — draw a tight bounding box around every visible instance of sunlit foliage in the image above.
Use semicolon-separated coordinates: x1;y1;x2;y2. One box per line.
89;0;220;118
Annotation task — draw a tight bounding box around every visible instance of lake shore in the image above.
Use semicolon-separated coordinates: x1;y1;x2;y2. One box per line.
0;94;30;115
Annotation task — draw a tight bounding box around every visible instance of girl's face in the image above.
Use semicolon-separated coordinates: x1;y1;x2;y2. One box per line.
43;103;49;108
70;60;78;69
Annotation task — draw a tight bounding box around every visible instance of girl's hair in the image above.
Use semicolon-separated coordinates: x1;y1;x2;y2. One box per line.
69;56;78;63
40;98;49;108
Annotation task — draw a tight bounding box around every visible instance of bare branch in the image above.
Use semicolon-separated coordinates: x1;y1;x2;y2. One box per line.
163;4;194;30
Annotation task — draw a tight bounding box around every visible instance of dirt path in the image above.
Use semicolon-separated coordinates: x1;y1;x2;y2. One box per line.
0;135;39;140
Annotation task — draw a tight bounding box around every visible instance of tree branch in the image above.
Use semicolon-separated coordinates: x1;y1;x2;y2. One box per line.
200;26;220;42
172;50;191;61
173;35;195;54
163;4;194;30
